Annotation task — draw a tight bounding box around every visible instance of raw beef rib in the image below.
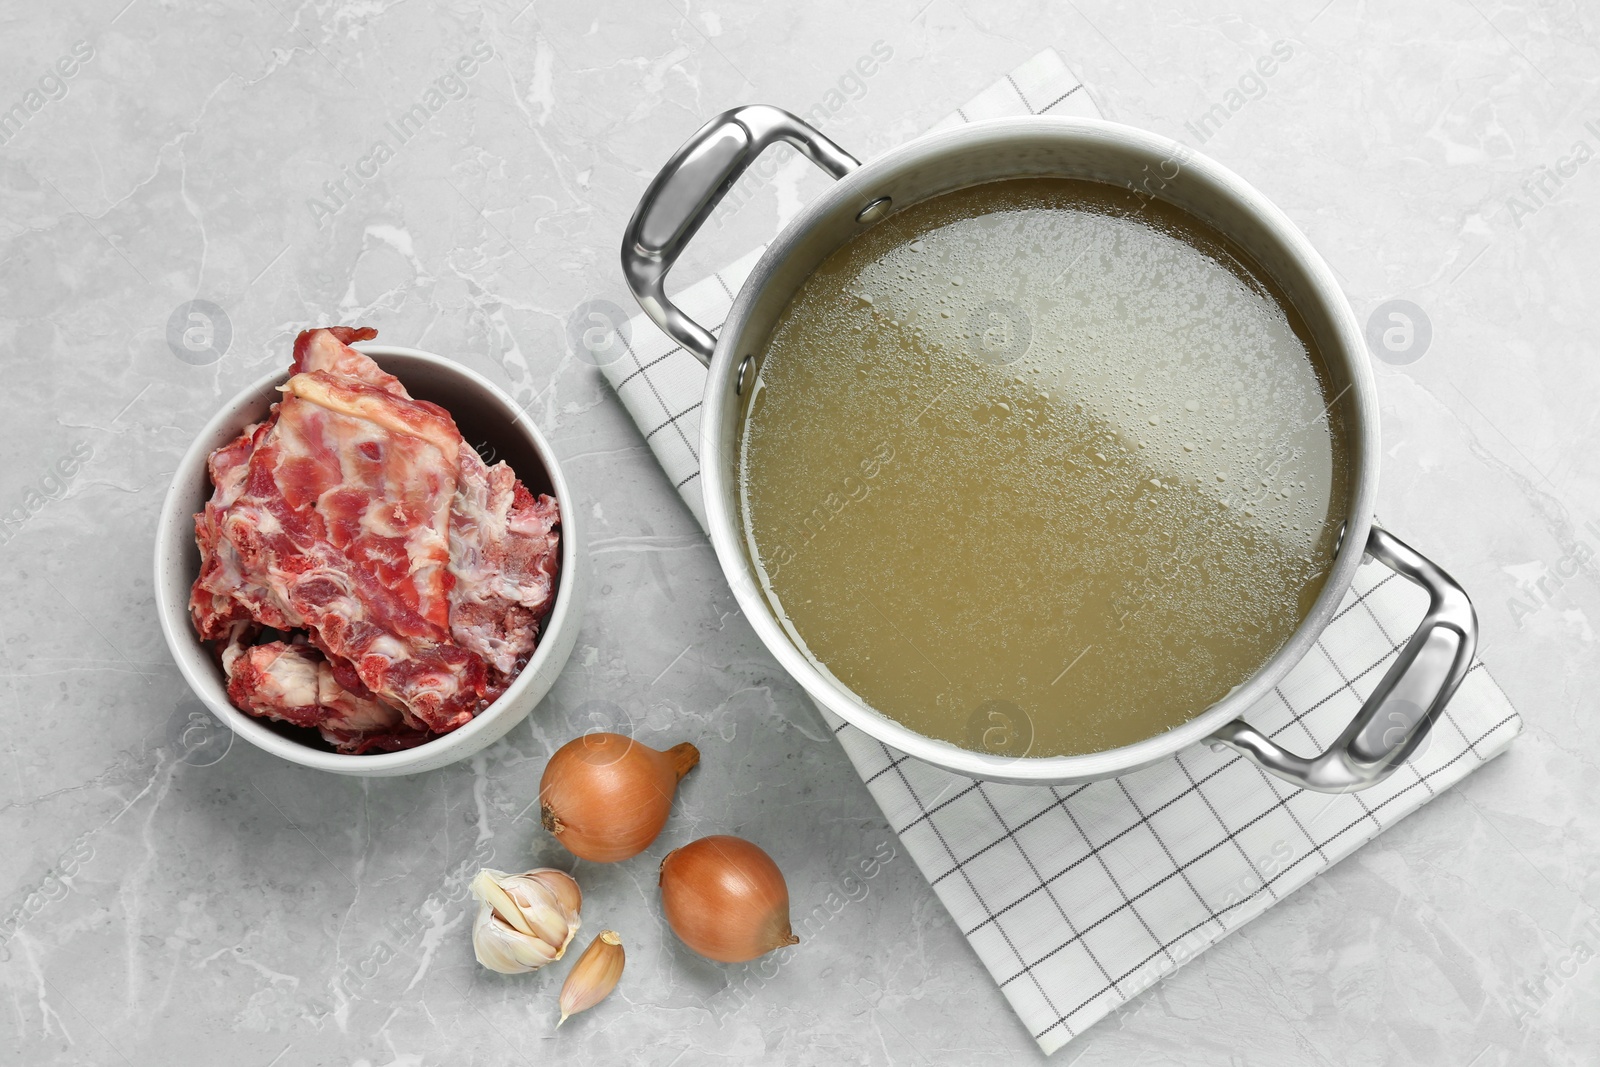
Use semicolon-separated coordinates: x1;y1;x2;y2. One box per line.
191;327;561;750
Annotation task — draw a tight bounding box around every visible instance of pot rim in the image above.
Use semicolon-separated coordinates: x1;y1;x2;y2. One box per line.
700;115;1379;784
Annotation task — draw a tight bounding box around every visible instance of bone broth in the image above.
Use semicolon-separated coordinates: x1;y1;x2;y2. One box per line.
737;178;1349;757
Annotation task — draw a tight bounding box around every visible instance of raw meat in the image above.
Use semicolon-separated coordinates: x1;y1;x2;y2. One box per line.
191;327;561;751
449;446;562;674
223;640;431;754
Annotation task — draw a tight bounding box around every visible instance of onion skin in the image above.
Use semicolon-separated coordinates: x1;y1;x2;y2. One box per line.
659;836;800;963
540;733;700;863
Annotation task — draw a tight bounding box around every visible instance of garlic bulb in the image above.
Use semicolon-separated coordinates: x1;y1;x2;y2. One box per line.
469;868;582;974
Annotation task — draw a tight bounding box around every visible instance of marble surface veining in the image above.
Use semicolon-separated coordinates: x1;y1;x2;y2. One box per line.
1;1;1597;1064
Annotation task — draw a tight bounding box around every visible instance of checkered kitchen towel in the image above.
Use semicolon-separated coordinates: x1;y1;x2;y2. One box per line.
602;50;1523;1055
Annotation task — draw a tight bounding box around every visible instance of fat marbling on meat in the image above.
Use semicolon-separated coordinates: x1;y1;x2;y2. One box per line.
190;327;561;751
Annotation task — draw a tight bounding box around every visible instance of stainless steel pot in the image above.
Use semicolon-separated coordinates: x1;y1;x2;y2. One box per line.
621;106;1477;792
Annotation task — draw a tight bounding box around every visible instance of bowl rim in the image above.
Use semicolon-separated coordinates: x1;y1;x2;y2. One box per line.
153;341;579;773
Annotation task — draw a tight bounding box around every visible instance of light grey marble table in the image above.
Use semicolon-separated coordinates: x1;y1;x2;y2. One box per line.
2;1;1596;1064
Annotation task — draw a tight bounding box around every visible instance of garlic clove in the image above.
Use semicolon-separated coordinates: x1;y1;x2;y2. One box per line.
473;901;563;974
471;870;538;937
468;867;582;975
506;882;580;951
531;867;584;917
558;930;625;1027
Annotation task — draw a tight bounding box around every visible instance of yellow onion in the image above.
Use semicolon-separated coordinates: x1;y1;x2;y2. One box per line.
540;733;699;862
659;835;799;963
469;868;582;974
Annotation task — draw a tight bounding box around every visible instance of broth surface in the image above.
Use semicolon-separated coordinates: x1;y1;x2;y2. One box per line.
738;178;1348;758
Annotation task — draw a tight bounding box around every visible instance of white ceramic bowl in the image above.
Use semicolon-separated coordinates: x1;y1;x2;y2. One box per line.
154;342;585;776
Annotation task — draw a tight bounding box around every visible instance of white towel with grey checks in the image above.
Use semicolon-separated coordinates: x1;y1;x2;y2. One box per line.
601;51;1523;1055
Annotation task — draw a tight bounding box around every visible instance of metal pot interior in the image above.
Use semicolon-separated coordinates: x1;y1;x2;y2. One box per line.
704;118;1379;783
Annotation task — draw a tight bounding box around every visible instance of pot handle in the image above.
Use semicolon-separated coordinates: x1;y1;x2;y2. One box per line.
620;106;860;365
1210;526;1478;793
